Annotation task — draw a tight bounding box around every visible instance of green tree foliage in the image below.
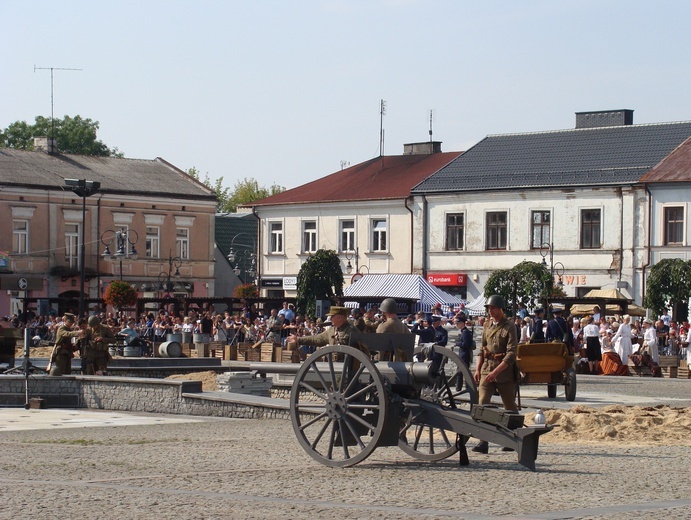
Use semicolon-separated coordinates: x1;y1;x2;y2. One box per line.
296;249;344;318
484;261;555;316
186;171;284;213
643;258;691;317
0;115;123;157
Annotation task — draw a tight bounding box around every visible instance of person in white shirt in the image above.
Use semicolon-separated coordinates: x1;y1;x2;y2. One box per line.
582;316;601;374
612;314;634;365
642;318;659;363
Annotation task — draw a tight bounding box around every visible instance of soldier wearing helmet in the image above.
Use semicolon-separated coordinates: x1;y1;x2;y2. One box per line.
84;314;115;375
376;299;410;335
49;313;85;376
472;294;518;454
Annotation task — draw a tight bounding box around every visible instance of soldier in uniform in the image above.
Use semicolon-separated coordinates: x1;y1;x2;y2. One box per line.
472;294;518;454
288;306;358;360
84;315;115;375
49;313;84;376
376;298;410;334
350;308;366;332
362;308;380;333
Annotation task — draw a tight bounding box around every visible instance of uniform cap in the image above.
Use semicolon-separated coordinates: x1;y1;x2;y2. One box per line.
63;313;76;321
326;306;350;317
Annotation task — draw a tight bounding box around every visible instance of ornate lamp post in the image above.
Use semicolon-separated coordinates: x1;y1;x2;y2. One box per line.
158;251;183;293
227;233;257;285
344;247;359;275
539;242;565;316
64;178;100;318
100;228;138;280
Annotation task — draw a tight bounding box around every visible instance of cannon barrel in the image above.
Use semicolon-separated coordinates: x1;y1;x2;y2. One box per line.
249;360;438;388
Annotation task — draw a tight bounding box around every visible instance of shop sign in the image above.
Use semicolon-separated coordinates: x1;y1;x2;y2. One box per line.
261;279;282;287
283;277;297;290
427;273;467;286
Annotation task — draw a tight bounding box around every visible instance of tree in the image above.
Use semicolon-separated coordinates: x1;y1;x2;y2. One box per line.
0;115;123;157
483;261;554;316
643;258;691;318
226;177;284;213
296;249;344;318
186;171;284;213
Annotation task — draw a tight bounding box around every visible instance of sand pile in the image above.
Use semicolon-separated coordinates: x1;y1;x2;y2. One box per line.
165;371;219;391
528;404;691;445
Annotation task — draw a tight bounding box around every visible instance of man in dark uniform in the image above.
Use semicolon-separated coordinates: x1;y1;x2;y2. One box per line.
472;294;518;453
545;307;573;353
289;306;358;360
530;308;546;343
49;313;84;376
454;314;474;367
430;315;448;347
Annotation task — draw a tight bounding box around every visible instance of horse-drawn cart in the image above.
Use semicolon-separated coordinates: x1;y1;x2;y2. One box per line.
516;342;577;402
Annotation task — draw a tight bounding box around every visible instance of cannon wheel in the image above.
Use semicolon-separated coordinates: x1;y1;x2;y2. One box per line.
398;346;478;461
564;367;577;401
289;344;388;468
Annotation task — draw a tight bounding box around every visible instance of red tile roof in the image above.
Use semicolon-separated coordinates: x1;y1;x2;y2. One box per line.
250;152;461;206
640;136;691;183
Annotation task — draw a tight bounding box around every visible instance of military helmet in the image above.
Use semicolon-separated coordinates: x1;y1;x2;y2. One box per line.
484;294;506;309
380;298;398;314
87;315;101;327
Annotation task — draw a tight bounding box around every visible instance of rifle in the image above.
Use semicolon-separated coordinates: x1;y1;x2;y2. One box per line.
45;344;57;373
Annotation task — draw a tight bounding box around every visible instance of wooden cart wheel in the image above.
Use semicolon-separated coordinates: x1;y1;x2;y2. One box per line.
564;367;577;401
547;383;558;398
398;346;478;461
290;344;388;468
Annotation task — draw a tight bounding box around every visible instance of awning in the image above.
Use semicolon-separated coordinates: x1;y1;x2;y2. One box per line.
343;274;466;313
465;295;487;316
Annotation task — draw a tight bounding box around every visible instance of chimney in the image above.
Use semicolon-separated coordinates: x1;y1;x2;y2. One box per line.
33;136;58;154
403;141;442;155
575;109;633;129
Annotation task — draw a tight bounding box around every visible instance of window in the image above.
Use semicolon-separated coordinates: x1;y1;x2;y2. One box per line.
176;228;189;259
145;227;160;258
531;211;551;249
371;219;387;252
446;214;464;250
664;206;684;245
340;220;355;252
65;223;80;269
580;209;601;249
12;220;29;254
270;222;283;254
302;221;317;253
486;211;507;250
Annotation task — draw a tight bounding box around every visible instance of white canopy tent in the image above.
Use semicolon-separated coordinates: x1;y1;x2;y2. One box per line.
464;295;487;316
343;274;466;314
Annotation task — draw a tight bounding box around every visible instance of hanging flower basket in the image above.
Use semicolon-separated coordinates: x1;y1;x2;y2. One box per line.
104;280;138;309
233;283;258;299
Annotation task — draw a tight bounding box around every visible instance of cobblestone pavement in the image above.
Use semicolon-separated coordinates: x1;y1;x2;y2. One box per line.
1;413;690;519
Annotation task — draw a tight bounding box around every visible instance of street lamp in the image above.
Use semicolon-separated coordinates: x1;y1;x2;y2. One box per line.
64;178;100;319
344;247;359;275
100;228;138;280
158;251;183;293
227;233;257;284
539;242;565;288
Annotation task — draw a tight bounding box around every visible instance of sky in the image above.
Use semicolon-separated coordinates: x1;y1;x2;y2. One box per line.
3;0;691;193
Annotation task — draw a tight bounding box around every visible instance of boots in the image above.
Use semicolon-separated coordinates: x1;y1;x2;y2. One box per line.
472;441;489;454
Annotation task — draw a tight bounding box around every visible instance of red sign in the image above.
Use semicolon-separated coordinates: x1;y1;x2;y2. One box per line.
427;273;467;286
351;273;364;284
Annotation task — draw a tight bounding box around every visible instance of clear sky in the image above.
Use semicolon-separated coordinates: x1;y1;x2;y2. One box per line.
3;0;690;192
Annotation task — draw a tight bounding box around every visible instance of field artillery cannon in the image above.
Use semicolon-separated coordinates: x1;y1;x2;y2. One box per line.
249;337;552;470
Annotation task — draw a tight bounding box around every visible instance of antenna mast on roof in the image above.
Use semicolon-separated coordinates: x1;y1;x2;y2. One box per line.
34;65;83;139
379;99;386;156
429;110;434;142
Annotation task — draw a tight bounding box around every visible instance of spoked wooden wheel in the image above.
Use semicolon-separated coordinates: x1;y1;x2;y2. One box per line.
398;346;477;461
290;345;388;468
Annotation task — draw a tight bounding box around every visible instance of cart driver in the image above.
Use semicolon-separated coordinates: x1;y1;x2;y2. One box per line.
472;294;518;454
